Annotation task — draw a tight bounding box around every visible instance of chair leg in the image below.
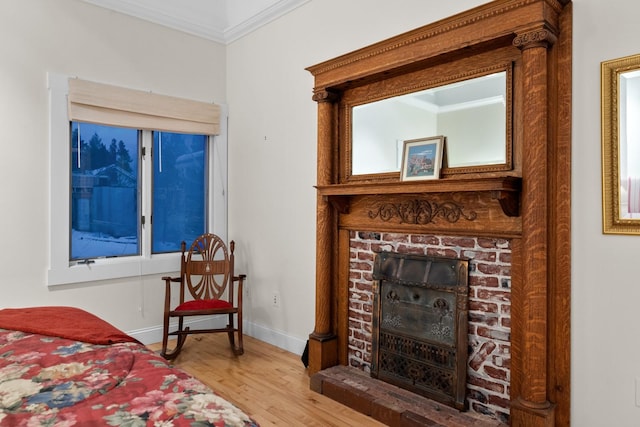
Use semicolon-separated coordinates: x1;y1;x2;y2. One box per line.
160;313;171;358
160;316;188;360
236;312;244;356
228;312;244;356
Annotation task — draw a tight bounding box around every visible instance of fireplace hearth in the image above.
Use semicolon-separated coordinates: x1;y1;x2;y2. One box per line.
371;251;469;410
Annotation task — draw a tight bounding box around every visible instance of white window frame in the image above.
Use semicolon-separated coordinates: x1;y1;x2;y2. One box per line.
47;73;228;286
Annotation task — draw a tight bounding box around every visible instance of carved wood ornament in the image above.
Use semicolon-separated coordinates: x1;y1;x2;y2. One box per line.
306;1;572;426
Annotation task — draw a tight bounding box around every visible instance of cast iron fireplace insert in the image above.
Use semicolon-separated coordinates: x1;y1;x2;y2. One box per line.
371;251;469;410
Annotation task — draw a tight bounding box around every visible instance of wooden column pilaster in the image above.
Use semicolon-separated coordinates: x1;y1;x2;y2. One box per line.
510;27;557;427
308;89;339;375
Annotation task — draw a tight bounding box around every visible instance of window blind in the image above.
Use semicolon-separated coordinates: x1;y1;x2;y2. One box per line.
68;78;220;135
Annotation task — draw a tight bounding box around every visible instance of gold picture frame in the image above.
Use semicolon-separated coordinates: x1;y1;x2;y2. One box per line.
602;54;640;234
400;136;445;181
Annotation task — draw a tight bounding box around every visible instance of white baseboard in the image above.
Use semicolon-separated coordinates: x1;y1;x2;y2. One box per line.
127;317;307;357
243;321;307;356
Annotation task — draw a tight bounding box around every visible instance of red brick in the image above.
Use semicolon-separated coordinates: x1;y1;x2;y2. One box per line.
469;275;500;287
309;373;324;393
426;247;459;258
348;301;363;311
371;242;395;253
476;289;511;303
411;234;441;245
350;312;372;323
351;261;373;271
475;262;502;275
396;244;426;255
354;281;373;292
353;330;371;342
464;250;497;262
382;233;409;243
351;240;371;250
371;398;404;426
469;341;497;371
322;379;373;416
348;319;363;329
492;354;511;369
469;312;499;326
469;301;499;313
401;411;439;426
468;374;506;393
476;326;510;342
442;236;477;248
477;238;500;249
361;231;382;240
358;251;375;261
484;365;508;381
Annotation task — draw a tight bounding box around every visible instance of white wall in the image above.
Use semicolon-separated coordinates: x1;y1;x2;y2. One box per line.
225;0;488;354
572;1;640;425
0;0;226;339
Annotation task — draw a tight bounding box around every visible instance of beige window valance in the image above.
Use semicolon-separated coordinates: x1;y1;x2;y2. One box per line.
68;78;220;135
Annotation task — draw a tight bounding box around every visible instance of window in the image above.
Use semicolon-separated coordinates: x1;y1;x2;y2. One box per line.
71;122;141;260
151;131;208;253
48;73;228;286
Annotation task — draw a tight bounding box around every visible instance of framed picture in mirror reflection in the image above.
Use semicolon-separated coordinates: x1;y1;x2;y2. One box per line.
400;136;445;181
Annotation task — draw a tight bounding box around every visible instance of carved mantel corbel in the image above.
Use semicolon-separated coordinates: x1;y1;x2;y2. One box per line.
513;27;558;50
312;88;340;104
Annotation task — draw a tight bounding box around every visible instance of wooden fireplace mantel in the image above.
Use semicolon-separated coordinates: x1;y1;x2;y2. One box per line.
316;176;522;217
306;1;572;426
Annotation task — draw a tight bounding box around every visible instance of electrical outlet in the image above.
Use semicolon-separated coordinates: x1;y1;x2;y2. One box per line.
271;291;280;308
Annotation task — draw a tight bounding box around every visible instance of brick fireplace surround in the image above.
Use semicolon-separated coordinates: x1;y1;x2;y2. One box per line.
348;231;512;422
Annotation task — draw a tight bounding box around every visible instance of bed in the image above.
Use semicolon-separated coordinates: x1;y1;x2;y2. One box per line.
0;306;258;426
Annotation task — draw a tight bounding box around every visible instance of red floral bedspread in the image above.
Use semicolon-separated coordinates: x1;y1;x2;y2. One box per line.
0;308;258;426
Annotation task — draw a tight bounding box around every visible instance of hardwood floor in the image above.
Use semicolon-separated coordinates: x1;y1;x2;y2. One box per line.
147;334;385;427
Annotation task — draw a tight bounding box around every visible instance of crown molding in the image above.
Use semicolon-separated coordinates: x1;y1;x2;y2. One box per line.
224;0;310;44
81;0;310;45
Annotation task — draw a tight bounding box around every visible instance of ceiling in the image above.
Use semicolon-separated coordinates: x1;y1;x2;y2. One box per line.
80;0;310;44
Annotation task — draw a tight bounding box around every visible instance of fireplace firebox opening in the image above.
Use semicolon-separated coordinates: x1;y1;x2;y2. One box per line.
372;251;469;410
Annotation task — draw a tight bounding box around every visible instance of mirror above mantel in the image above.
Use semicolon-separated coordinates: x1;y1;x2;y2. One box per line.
351;70;510;176
333;43;521;183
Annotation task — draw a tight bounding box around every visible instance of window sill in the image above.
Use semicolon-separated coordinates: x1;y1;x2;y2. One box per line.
47;253;180;287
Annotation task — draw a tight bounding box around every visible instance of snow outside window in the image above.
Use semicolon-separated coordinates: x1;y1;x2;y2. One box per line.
48;73;228;286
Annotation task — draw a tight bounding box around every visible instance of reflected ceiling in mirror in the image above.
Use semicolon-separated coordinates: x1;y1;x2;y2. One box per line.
351;71;507;176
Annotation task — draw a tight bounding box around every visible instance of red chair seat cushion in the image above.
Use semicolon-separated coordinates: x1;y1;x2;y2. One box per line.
175;299;232;311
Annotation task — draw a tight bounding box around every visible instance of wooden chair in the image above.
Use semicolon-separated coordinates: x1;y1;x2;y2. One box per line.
160;233;245;359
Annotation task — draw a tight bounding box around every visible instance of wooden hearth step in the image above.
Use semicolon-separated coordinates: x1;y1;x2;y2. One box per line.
310;365;507;427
